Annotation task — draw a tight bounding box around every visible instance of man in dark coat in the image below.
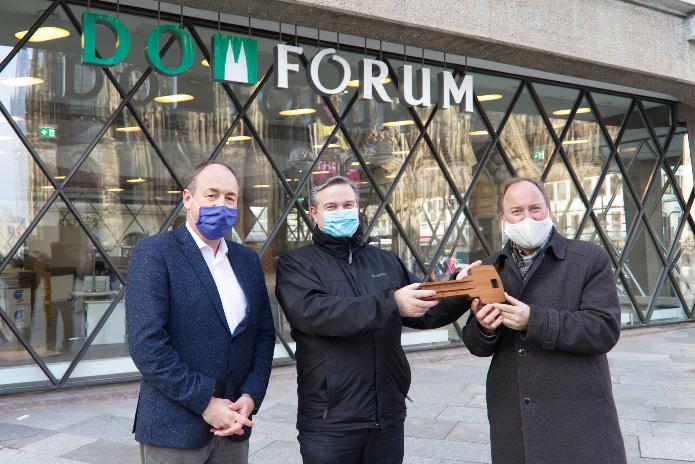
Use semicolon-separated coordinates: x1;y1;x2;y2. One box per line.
461;176;626;464
126;161;275;464
275;175;471;464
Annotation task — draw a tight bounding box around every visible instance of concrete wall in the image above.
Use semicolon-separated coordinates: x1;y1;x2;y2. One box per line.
173;0;695;110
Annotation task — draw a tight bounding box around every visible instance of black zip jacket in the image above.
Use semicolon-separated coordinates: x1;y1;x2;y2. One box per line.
275;226;469;432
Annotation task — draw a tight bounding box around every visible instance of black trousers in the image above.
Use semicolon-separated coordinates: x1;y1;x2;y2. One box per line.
298;424;404;464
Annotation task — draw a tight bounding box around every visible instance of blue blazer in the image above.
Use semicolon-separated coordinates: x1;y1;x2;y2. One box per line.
125;225;275;448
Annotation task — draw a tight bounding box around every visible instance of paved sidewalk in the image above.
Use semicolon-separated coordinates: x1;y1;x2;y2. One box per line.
1;324;695;463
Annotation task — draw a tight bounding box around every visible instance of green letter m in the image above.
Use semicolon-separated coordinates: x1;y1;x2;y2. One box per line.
211;33;258;85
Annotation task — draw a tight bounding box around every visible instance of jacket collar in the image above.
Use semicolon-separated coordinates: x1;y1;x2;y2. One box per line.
312;225;367;262
496;226;567;266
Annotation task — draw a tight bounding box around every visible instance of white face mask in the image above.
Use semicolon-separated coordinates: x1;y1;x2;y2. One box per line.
504;216;554;249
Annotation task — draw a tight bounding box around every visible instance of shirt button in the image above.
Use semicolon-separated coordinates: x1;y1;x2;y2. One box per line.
522;398;532;406
518;349;527;357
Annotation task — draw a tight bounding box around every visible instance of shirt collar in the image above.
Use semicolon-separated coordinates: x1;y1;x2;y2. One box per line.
186;221;228;256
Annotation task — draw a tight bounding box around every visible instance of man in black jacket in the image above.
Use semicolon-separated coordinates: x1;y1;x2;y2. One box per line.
276;176;471;464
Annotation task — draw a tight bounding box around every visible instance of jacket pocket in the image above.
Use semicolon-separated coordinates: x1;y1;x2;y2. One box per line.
584;355;608;399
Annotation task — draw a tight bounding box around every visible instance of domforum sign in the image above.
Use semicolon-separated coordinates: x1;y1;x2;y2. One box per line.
81;12;473;112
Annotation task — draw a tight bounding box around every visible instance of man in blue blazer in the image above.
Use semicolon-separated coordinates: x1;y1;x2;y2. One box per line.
126;161;275;464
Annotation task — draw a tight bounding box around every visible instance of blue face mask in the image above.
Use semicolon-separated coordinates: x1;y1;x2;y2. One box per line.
192;197;237;240
322;209;359;238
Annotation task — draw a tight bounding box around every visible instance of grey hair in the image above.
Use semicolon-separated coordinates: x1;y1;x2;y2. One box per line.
310;175;360;208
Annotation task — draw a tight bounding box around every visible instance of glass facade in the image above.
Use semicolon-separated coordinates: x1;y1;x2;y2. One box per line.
0;0;692;393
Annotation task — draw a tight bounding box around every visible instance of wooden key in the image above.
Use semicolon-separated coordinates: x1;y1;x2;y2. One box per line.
419;265;505;305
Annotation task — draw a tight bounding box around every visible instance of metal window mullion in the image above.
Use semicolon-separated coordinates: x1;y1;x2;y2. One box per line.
292;53;409;241
667;267;694;319
159;202;184;233
362;108;438;239
275;332;296;361
531;84;587;181
383;203;430;274
0;0;62;74
423;204;465;278
434;84;528;261
60;1;186;191
383;57;462;205
0;309;60;385
258;92;361;257
643;185;694;321
483;83;527;177
461;205;494;256
576;96;637;235
184;27;315;228
56;191;126;284
0;106;62;275
617;269;647;324
59;287;126;384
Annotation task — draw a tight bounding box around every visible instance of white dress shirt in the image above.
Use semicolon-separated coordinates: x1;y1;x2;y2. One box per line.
186;222;247;334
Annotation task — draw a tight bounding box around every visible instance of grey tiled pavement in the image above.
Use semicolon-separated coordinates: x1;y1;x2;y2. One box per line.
2;324;695;463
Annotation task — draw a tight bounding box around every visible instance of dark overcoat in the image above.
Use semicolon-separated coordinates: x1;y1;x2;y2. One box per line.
463;229;626;464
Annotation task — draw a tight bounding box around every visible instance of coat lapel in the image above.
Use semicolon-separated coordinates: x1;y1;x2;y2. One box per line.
226;241;253;338
173;226;232;335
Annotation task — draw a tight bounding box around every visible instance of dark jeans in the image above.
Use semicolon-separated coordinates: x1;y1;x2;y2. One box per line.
298;424;404;464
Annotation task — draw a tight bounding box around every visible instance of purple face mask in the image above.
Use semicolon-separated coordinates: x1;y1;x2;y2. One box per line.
191;196;237;240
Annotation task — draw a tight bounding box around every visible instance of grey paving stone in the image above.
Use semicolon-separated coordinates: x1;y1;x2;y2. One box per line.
465;395;487;409
404;417;457;440
253;402;298;424
0;448;84;464
61;439;139;464
628;458;694;464
405;402;446;420
0;405;105;431
20;432;97;457
650;421;695;438
619;419;652;436
445;422;490;444
248;440;302;464
623;435;640;458
640;436;695;461
0;422;56;448
57;415;137;446
436;407;488;424
654;407;695;424
617;405;659;421
405;436;491;463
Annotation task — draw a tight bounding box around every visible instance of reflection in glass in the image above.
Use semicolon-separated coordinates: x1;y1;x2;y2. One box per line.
0;199;130;387
499;87;555;178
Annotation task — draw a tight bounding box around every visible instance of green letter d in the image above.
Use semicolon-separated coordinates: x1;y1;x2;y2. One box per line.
81;12;130;67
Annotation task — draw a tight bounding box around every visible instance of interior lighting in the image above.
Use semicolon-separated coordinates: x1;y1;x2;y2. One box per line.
383;120;415;127
312;143;341;149
228;135;253;142
154;94;195;103
279;108;317;116
477;94;503;102
116;126;142;133
15;27;70;42
552;107;591;116
1;77;44;86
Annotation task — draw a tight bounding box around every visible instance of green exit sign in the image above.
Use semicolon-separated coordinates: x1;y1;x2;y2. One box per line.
531;150;544;161
39;127;56;137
